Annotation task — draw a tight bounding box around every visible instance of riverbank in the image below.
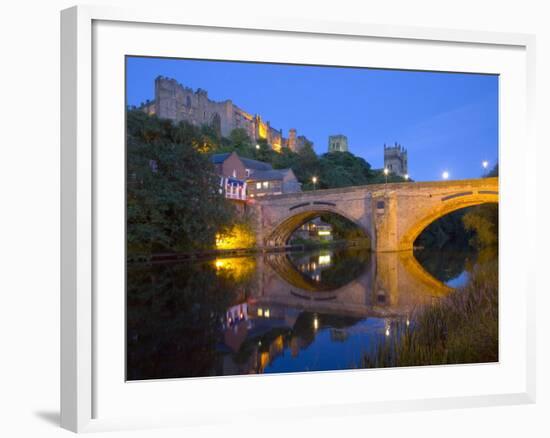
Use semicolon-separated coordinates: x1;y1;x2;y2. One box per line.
361;254;498;368
127;238;371;264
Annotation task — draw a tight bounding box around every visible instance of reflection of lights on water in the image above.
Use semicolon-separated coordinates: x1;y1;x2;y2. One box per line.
313;316;319;330
406;319;410;327
312;262;317;270
318;254;331;265
385;327;390;336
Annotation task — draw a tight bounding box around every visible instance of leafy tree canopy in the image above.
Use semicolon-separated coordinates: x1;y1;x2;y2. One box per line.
127;111;236;256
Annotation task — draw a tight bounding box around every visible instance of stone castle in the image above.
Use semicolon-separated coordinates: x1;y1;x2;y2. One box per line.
384;142;408;177
141;76;311;152
139;76;411;175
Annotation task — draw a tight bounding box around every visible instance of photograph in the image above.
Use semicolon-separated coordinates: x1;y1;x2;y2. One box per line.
125;56;499;381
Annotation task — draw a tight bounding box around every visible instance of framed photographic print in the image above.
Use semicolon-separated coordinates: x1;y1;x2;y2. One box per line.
61;5;536;433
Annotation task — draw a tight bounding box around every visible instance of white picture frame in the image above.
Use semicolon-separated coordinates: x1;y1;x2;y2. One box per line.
61;4;537;433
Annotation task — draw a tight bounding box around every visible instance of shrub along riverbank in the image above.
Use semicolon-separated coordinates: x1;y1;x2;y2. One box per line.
362;249;498;368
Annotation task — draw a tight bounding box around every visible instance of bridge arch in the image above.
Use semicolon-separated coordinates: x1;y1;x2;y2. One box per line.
265;205;372;248
398;192;498;251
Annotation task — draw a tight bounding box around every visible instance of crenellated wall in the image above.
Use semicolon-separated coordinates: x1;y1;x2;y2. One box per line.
384;143;408;177
141;76;310;151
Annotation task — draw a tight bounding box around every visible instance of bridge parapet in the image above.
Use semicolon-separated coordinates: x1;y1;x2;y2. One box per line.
251;178;498;252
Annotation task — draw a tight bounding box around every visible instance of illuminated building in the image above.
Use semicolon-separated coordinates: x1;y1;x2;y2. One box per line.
141;76;312;152
211;152;301;199
383;142;408;177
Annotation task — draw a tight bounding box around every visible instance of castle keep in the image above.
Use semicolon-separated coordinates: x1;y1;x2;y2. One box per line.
328;135;349;153
141;76;311;152
384;142;408;177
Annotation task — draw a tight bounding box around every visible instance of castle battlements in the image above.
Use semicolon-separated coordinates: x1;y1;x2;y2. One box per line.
384;142;408;177
141;76;311;153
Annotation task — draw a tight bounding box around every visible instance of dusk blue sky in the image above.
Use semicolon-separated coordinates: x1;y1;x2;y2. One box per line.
126;57;498;181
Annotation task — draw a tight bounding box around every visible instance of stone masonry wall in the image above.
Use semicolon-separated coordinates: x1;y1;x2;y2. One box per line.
143;76;309;151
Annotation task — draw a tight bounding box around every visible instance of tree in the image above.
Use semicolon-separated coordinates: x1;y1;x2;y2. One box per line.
223;128;255;156
317;151;372;188
462;204;498;248
292;142;321;189
460;162;498;248
486;164;498;177
319;213;368;241
127;111;236;256
368;168;407;184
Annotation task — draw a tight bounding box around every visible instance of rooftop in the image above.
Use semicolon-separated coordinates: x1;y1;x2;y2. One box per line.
210;152;274;171
247;169;290;181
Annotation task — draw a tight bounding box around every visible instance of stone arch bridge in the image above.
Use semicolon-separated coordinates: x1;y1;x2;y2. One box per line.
250;178;498;252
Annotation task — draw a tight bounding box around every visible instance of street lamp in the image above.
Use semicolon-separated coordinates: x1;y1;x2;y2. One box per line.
442;171;450;180
383;167;389;185
482;160;489;176
312;176;318;191
404;174;409;181
255;144;260;150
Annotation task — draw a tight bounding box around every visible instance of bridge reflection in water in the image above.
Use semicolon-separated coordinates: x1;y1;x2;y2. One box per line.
127;247;473;380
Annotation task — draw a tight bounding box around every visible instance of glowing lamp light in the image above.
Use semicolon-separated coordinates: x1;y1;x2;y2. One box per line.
442;171;450;180
312;176;318;184
318;254;331;265
257;308;263;317
482;160;489;169
318;230;331;236
383;168;389;176
255;144;260;150
313;316;319;330
404;174;409;180
264;309;270;318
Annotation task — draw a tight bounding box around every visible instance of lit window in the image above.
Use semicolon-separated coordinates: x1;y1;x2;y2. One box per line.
256;182;261;189
262;181;269;188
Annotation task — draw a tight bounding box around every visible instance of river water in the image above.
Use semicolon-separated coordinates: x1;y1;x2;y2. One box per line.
127;246;493;380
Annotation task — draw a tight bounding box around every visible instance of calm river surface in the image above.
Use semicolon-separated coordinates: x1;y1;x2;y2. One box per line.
127;246;492;380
